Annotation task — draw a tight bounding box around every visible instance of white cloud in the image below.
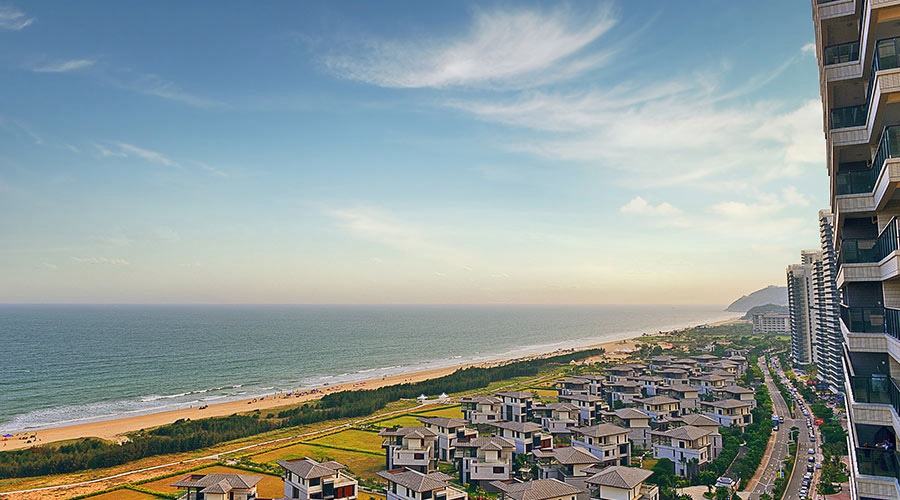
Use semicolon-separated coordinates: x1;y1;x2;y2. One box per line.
114;142;178;167
31;59;96;73
324;4;616;88
802;42;816;54
620;196;681;216
0;5;33;31
71;256;130;266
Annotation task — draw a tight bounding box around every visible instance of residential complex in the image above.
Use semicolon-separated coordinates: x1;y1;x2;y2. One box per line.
750;311;791;334
810;0;900;497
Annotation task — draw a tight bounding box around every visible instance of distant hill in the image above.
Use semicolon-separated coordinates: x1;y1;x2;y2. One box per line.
726;285;788;312
741;303;789;320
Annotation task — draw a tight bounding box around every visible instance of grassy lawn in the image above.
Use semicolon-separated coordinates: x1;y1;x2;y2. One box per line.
249;443;385;480
141;465;283;498
360;491;387;500
412;406;463;419
85;489;162;500
372;415;424;428
531;389;558;401
307;429;384;454
641;458;658;470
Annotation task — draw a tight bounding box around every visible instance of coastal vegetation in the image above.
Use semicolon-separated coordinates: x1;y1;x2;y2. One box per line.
0;348;601;479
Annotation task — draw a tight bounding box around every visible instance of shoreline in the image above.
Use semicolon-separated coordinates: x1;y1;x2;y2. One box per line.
1;314;743;452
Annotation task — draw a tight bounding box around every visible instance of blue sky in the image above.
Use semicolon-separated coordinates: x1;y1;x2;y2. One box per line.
0;1;825;304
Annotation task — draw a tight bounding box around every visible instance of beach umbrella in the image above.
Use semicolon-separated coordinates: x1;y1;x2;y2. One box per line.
2;434;11;438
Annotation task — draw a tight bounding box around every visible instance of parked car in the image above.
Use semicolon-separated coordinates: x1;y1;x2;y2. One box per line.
808;448;815;454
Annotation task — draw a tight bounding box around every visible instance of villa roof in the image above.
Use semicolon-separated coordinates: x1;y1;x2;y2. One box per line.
557;377;590;385
692;374;727;382
721;385;754;394
703;399;752;409
678;414;719;427
614;408;651;420
610;380;641;388
667;384;700;393
456;436;516;450
587;466;653;489
172;473;261;491
490;479;583;500
692;354;719;361
532;446;601;465
418;416;468;428
278;458;346;479
636;395;680;406
608;365;635;372
377;469;454;492
573;423;628;438
661;425;712;441
491;421;543;433
378;426;437;439
538;402;580;412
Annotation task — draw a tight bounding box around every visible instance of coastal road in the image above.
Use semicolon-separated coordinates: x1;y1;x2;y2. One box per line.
749;356;792;500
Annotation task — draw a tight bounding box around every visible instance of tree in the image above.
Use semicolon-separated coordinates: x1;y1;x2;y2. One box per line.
698;471;717;493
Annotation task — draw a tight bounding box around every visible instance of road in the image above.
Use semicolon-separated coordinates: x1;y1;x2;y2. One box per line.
772;359;820;500
750;356;793;500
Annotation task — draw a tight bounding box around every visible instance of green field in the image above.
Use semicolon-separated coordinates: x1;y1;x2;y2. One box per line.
307;429;384;454
249;443;385;480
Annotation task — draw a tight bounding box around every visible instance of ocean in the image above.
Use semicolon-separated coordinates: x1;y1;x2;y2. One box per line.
0;304;737;432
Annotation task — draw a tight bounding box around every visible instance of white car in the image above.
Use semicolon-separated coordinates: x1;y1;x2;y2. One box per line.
808;448;815;454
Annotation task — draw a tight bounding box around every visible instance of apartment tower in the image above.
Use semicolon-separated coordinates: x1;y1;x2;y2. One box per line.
812;0;900;498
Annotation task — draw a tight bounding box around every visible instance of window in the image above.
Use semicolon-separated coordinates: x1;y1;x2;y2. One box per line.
293;486;301;499
415;453;425;460
493;466;505;474
310;478;321;487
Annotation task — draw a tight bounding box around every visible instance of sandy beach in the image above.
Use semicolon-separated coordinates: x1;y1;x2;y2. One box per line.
0;317;741;452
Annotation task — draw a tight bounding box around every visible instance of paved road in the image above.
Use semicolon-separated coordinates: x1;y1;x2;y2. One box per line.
750;356;793;500
773;361;820;500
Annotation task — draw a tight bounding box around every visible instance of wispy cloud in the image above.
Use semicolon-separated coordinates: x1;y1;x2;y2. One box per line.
0;5;33;31
324;4;617;89
117;72;226;109
30;59;96;73
71;256;131;266
115;142;178;167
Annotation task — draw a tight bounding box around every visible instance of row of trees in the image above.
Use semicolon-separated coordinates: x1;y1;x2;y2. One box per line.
0;348;602;479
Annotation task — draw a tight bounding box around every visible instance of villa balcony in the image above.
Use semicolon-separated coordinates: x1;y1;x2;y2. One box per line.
831;103;868;129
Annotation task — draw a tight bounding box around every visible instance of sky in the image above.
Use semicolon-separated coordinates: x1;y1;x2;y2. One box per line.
0;1;827;305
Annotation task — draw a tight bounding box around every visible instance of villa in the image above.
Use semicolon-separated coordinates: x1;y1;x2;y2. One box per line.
487;420;553;455
379;469;468;500
533;446;603;500
556;393;606;426
656;368;689;384
606;365;637;382
670;414;723;460
700;399;753;430
713;385;755;408
632;375;665;396
491;479;583;500
651;426;713;478
532;402;580;435
279;458;358;500
690;374;728;395
604;380;642;405
419;417;476;461
455;435;516;490
171;473;262;500
605;408;652;450
633;396;681;420
460;396;503;425
570;424;630;467
496;391;535;423
586;466;658;500
556;377;590;396
658;384;700;413
378;427;438;472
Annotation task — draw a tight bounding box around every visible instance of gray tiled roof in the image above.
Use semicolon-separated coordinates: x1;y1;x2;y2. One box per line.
377;469;454;492
573;423;627;438
278;458;346;479
491;479;583;500
587;466;653;489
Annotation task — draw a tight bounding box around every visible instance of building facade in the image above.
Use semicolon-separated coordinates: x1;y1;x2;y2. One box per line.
811;1;900;498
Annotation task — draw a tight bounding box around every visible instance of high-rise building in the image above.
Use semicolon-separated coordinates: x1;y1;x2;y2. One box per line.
812;1;900;497
816;210;845;392
787;258;815;366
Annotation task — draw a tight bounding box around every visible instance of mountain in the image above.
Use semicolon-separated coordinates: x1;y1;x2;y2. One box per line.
726;285;788;312
740;303;789;320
